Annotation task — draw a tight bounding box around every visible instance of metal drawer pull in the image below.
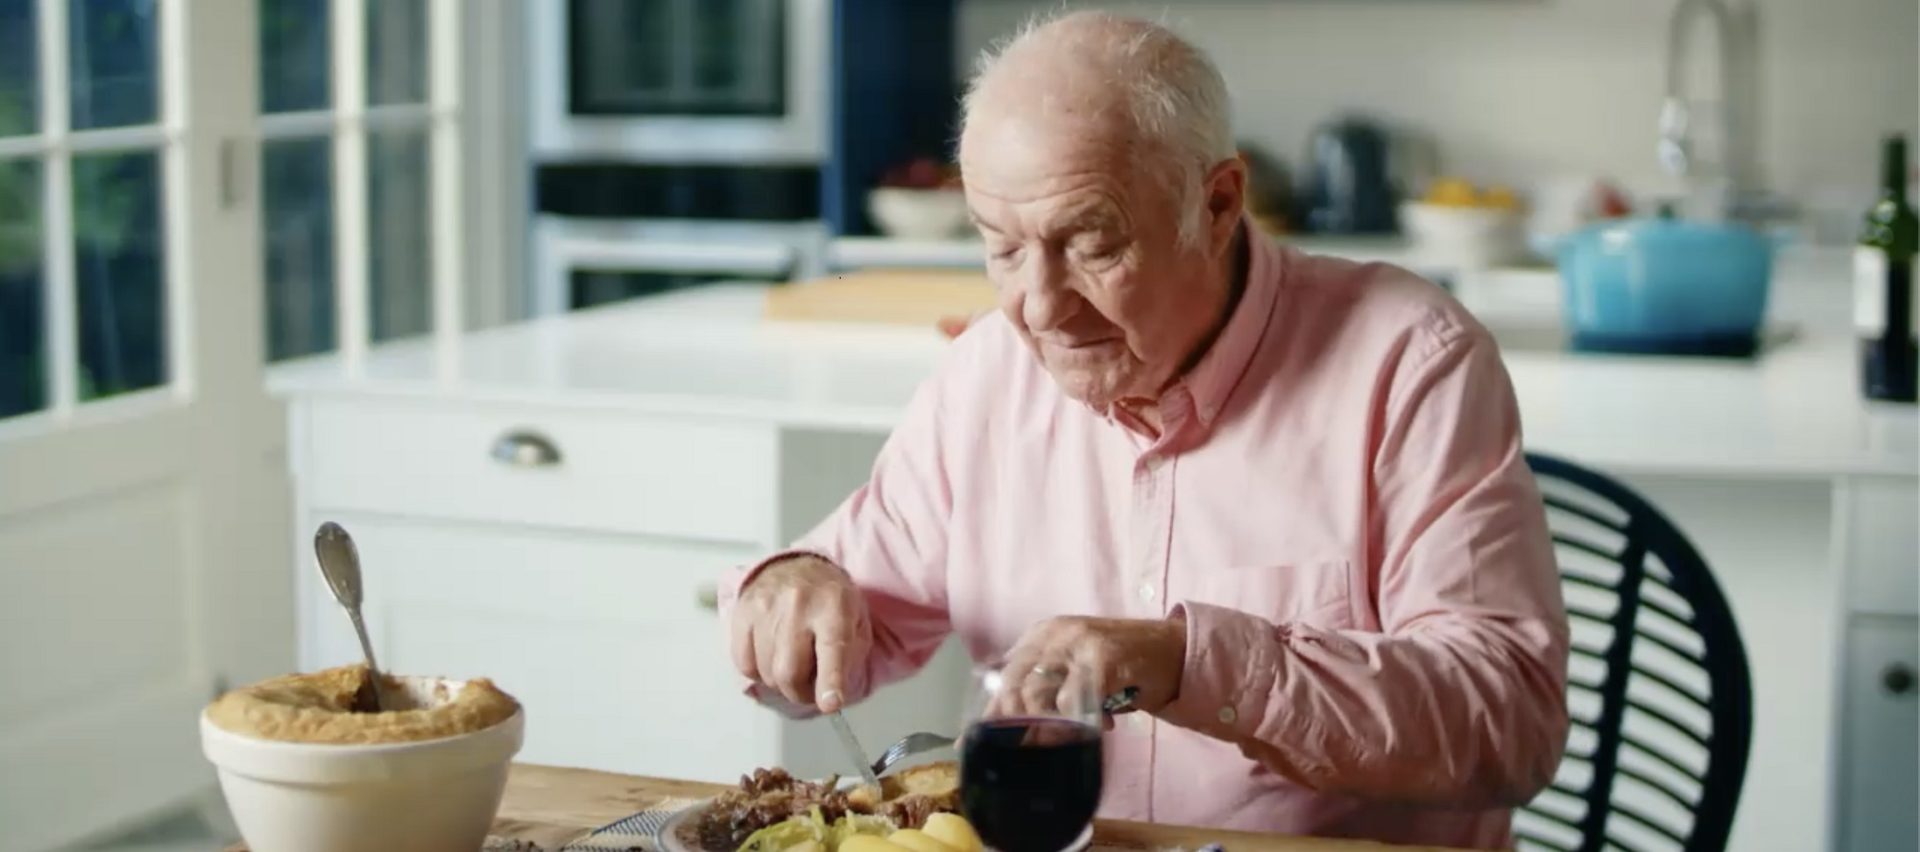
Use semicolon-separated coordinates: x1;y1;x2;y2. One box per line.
491;430;562;467
1884;663;1915;696
696;583;719;612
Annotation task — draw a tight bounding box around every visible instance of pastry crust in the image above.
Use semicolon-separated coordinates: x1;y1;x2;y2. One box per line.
205;664;520;745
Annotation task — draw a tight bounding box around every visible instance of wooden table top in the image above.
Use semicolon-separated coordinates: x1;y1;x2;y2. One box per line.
229;763;1458;851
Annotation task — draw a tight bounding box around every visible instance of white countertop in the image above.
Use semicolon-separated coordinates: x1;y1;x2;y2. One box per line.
271;247;1918;480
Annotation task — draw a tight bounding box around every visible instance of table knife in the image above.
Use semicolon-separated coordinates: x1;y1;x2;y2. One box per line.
827;710;884;790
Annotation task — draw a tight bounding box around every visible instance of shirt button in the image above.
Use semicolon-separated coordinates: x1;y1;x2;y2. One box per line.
1218;706;1238;724
1129;713;1151;730
1138;583;1157;602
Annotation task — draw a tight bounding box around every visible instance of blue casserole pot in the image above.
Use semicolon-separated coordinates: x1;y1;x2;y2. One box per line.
1556;214;1774;357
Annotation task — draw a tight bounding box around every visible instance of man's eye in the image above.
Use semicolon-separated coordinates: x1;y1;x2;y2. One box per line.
1074;242;1122;262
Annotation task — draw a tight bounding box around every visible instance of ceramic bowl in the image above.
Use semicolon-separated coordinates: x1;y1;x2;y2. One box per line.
1400;201;1528;268
868;187;971;240
200;676;524;852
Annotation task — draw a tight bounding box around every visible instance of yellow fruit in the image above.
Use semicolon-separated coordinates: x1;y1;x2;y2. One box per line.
786;842;825;852
839;836;911;852
1424;177;1478;207
922;814;984;852
888;829;958;852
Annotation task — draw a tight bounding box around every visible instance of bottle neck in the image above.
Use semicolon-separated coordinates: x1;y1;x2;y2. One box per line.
1884;137;1910;204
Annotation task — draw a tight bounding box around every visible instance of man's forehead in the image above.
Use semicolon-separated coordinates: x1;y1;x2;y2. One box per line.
961;106;1136;177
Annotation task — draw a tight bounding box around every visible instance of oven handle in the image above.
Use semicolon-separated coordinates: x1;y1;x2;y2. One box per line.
554;237;798;278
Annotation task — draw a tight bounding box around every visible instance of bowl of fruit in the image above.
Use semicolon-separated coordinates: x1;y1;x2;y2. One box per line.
868;157;969;241
1400;177;1529;268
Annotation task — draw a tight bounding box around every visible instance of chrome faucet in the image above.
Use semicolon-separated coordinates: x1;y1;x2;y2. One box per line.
1658;0;1736;181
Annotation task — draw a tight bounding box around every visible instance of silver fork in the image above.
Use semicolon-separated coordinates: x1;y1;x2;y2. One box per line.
868;686;1140;777
869;731;956;778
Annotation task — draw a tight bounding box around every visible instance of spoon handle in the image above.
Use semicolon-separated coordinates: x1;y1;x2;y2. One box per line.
346;609;393;712
314;522;393;713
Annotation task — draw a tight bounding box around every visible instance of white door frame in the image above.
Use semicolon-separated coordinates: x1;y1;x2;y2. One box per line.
0;1;289;850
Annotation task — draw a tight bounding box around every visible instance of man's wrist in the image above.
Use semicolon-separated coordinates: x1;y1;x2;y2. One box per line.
738;550;834;592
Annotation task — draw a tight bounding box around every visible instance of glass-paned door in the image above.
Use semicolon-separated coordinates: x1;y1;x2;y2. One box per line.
0;2;289;850
259;0;457;364
259;0;333;360
2;2;466;847
1;0;171;419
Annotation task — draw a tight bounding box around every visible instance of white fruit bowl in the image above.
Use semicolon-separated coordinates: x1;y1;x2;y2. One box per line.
200;675;524;852
868;187;971;240
1401;201;1528;268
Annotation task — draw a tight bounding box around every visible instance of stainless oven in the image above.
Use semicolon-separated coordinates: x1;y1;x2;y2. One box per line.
530;0;830;163
532;218;827;315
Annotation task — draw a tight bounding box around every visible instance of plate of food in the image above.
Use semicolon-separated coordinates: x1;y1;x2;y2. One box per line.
654;762;1092;852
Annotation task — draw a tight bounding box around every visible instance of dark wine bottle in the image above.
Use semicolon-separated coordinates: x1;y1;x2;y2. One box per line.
1856;134;1918;402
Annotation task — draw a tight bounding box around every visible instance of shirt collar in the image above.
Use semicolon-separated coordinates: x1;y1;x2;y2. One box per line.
1175;214;1284;428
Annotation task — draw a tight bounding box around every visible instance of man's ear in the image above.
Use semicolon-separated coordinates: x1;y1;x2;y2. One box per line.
1203;156;1248;256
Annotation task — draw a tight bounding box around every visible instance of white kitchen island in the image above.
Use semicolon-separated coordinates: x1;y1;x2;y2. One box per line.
270;246;1915;852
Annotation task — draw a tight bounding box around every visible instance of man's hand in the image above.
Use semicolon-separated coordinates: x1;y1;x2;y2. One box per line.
729;555;873;714
995;616;1187;719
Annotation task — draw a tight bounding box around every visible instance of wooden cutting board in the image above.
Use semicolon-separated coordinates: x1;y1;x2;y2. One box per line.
764;269;996;327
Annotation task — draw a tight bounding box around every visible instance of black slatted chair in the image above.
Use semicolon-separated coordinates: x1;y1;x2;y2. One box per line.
1516;453;1753;852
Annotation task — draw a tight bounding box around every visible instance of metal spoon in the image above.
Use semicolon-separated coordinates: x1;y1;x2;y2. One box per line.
313;522;393;712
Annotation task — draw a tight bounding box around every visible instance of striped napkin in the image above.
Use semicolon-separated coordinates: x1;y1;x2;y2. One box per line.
558;796;706;851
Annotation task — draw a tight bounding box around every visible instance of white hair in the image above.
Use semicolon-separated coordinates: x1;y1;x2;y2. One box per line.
961;8;1236;248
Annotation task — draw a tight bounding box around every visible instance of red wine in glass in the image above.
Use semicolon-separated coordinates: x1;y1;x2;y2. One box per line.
959;717;1103;852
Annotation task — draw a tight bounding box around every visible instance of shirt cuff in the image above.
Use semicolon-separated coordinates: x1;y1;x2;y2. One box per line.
1158;601;1284;740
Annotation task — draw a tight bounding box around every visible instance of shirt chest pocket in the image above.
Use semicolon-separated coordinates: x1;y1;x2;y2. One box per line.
1215;559;1359;630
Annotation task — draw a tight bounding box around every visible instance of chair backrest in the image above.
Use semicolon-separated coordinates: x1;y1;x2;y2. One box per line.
1516;453;1754;852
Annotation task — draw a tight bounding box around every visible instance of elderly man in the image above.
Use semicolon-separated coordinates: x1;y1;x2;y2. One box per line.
719;10;1568;849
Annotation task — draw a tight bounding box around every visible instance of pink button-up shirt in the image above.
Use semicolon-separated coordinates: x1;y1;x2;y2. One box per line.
721;224;1569;849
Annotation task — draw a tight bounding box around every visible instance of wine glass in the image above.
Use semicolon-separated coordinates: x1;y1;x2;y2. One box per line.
957;662;1104;852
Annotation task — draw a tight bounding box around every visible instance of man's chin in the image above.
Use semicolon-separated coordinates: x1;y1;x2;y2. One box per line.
1047;371;1122;411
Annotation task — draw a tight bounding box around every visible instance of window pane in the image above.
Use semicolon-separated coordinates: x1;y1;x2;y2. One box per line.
263;136;334;361
73;150;165;399
259;0;330;113
0;0;35;136
366;0;427;106
0;158;43;417
367;128;429;341
68;0;159;130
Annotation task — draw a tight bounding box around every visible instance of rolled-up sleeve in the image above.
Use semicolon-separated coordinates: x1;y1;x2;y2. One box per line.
717;360;960;715
1161;327;1569;808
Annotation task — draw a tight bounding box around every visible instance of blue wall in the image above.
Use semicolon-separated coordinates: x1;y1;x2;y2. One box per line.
824;0;960;236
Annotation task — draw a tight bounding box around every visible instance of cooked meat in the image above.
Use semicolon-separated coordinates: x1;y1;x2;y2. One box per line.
683;762;961;851
738;768;801;797
878;792;956;828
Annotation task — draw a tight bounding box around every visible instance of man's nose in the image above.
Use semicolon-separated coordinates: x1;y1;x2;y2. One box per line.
1017;253;1079;332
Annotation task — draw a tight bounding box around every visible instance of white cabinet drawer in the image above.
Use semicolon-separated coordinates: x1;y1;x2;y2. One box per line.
1841;478;1919;616
1833;615;1919;852
299;514;775;782
304;398;775;545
